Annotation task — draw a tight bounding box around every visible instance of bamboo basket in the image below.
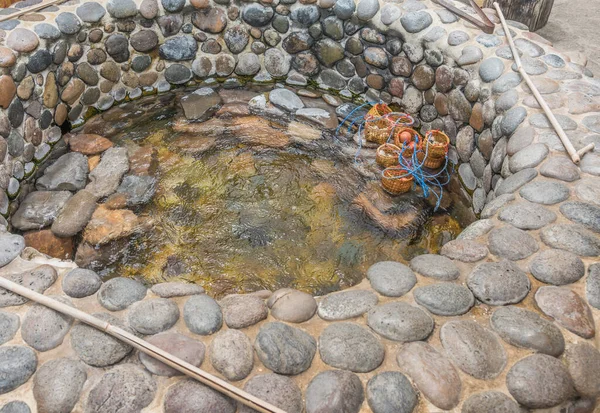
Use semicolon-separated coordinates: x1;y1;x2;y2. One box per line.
393;127;422;158
416;151;445;169
381;166;413;195
424;130;450;159
376;144;401;168
388;113;415;128
364;103;393;144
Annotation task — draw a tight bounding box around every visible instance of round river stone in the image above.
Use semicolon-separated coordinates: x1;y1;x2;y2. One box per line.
367;301;434;342
21;296;73;352
32;358;86;413
267;289;317;323
440;320;507;380
487;226;539;260
519;180;570;205
540;224;600;256
139;332;205;377
319;322;384;373
366;372;417;413
127;298;180;335
535;286;595;338
317;289;378;320
490;306;565;356
506;354;574;409
461;391;522;413
61;268;102;298
564;342;600;398
209;329;254;381
0;346;37;394
409;254;459;280
254;322;316;375
560;201;600;233
164;379;236;413
529;249;585;285
367;261;416;297
498;201;557;230
305;370;364;413
183;294;223;335
467;260;530;305
219;294;267;329
0;311;19;345
413;282;474;316
97;277;147;311
240;374;303;413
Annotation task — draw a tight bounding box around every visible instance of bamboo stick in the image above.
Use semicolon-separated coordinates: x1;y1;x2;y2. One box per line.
0;276;287;413
493;2;595;164
0;0;67;23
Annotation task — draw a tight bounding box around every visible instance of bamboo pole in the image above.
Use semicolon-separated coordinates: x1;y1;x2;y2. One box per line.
0;276;287;413
493;2;595;164
0;0;67;23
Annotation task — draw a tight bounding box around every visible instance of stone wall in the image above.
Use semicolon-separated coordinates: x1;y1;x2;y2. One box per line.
0;0;600;412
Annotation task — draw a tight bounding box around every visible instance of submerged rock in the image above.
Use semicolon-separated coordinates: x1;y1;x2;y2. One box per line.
180;88;223;121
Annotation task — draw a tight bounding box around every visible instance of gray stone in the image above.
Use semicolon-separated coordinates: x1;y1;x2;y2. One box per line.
87;365;156;413
440;239;488;262
105;34;130;63
12;191;72;231
501;106;527;136
0;311;19;345
587;263;600;309
0;233;24;267
162;0;185;12
423;26;447;42
76;2;106;22
441;320;506;380
127;298;179;335
409;254;459;280
488;226;539;260
512;55;548;75
242;3;274;26
180;88;222;122
509;143;548;172
164;379;236;413
530;113;578;130
467;259;530;305
317;290;378;320
413;282;474;316
564;342;600;398
397;342;461;410
541;156;580;182
183;294;222;335
366;261;416;297
496;90;519;113
0;401;30;413
461;391;522;413
36;152;88;191
22;296;73;352
520;180;570;204
491;306;565;356
51;190;97;238
457;46;483;66
86;147;129;198
305;370;364;413
436;8;458;23
0;266;57;308
506;126;535;155
139;332;205;377
448;30;469;46
240;374;302;413
319;322;384;372
366;372;417;413
165;64;193;84
498;201;556;230
106;0;137;18
159;36;198;61
514;38;545;57
492;72;522;94
209;329;253;381
151;282;204;298
55;12;81;35
536;286;595;338
380;4;401;25
576;178;600;206
220;294;267;329
34;23;61;40
457;219;494;240
357;0;379;20
254;322;316;375
367;301;433;342
290;6;320;26
541;224;600;256
235;53;261;76
267;289;316;323
401;11;433;33
559;201;600;234
476;33;501;48
458;163;477;191
449;91;472;124
98;278;147;311
62;268;101;298
33;358;86;413
506;354;574;409
580;153;600;176
269;88;304;112
495;168;537;196
0;346;36;395
479;57;504;82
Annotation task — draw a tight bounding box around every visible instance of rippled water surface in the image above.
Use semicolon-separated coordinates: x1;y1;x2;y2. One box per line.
97;92;462;296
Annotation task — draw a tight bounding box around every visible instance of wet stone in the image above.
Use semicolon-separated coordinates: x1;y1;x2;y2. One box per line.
495;168;538;196
397;342;461;410
22;296;73;352
506;354;574;409
317;290;378;320
269;88;304;112
461;391;521;413
366;372;417;413
240;374;302;413
220;294;268;329
51;190;97;238
183;294;222;335
86;147;129;198
564;342;600;398
0;266;57;308
305;370;364;413
491;306;565;356
441;320;507;380
367;301;433;342
12;191;72;231
535;286;595;338
98;277;147;311
367;261;416;297
254;322;316;375
409;254;459;280
413;282;474;316
0;346;37;395
541;224;600;256
210;329;253;381
139;332;204;377
401;11;433;33
33;358;86;413
467;259;530;305
0;312;19;345
87;365;156;413
498;201;556;230
36;152;88;191
440;239;488;262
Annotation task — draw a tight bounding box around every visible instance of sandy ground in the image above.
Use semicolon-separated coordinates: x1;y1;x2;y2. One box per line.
536;0;600;75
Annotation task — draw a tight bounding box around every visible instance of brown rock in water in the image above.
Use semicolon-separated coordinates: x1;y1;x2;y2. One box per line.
24;229;74;259
82;206;139;246
0;75;16;109
88;155;101;171
104;193;129;210
75;238;129;270
129;146;158;176
68;133;113;155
